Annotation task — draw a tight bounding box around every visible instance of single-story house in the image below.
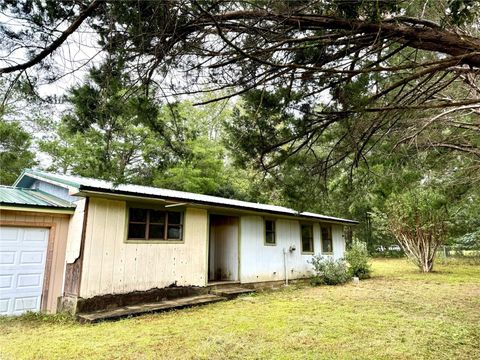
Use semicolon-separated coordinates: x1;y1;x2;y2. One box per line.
0;169;358;316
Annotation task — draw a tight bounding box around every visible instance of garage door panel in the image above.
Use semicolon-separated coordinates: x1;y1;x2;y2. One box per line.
2;286;43;297
14;296;39;313
0;298;10;314
0;227;21;242
17;273;43;288
0;251;16;265
0;274;13;289
24;228;48;241
0;226;49;316
19;251;45;264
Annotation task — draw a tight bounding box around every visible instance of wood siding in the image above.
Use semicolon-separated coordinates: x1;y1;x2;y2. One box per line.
239;216;345;283
79;198;208;298
0;210;70;313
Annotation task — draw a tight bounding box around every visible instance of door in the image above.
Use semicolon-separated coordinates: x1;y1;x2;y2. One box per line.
0;226;49;316
208;215;239;282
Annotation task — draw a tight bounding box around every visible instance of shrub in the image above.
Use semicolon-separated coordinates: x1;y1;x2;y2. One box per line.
345;241;372;279
385;188;448;272
309;255;350;285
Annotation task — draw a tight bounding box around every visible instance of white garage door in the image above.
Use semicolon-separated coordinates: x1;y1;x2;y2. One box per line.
0;226;49;316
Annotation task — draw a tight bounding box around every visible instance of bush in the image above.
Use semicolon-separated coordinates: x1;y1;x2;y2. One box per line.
309;256;350;285
345;241;372;279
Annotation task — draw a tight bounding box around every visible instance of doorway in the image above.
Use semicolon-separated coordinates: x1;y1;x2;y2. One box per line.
208;215;239;282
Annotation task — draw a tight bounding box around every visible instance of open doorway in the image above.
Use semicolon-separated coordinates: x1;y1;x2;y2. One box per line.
208;215;239;282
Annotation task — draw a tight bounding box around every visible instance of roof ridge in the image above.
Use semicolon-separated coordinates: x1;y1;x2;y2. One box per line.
27;169;112;184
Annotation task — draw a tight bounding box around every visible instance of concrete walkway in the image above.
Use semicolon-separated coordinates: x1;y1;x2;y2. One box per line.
77;294;226;323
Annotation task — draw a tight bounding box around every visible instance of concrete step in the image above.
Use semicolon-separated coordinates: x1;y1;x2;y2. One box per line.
207;281;241;290
77;294;226;323
210;287;255;299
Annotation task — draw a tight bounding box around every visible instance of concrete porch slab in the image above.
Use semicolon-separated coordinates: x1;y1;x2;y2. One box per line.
210;287;256;299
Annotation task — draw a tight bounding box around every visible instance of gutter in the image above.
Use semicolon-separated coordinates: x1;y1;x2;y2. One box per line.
0;204;75;214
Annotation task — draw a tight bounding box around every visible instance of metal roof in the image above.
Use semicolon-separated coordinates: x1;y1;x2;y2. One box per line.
0;186;75;209
14;169;358;224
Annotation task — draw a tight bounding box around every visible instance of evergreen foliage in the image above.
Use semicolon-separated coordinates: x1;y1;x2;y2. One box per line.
0;120;37;185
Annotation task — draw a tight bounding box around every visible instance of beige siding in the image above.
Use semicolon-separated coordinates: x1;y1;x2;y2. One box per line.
65;199;86;263
0;210;70;313
79;198;208;298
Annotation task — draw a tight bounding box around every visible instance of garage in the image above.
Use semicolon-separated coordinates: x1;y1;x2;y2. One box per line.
0;186;75;315
0;226;50;315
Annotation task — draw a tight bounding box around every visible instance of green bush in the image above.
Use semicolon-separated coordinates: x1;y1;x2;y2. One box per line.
0;311;74;325
345;241;372;279
309;256;350;285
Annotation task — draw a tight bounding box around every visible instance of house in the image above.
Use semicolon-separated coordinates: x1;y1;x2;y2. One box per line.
0;169;358;316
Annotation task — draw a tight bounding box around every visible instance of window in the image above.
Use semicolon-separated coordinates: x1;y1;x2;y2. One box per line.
265;219;276;245
127;207;183;241
321;225;333;254
301;224;314;253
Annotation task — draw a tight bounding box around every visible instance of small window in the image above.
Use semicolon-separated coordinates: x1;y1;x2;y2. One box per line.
127;207;183;241
301;224;314;253
321;225;333;254
265;219;276;245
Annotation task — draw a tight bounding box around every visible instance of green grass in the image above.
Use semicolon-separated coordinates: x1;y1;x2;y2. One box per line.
1;259;479;360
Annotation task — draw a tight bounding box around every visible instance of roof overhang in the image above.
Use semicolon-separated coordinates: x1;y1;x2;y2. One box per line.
74;186;359;225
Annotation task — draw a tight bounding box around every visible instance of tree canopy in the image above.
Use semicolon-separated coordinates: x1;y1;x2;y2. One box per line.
0;1;478;256
1;0;479;173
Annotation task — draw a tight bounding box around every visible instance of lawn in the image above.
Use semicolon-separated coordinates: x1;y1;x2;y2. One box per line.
1;259;479;360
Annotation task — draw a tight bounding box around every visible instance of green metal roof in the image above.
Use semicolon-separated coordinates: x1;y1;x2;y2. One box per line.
14;169;81;189
0;186;75;209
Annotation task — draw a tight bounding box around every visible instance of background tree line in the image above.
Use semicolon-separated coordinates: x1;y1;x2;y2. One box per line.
1;61;478;259
1;0;479;270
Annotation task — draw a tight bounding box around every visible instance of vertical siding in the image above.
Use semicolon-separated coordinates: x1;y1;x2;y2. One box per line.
64;199;85;263
0;210;70;313
239;217;346;283
79;198;208;298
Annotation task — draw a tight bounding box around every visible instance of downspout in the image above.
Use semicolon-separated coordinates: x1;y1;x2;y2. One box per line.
283;248;288;286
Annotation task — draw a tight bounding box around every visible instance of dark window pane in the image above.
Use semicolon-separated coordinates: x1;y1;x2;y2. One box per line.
301;224;313;252
321;226;332;253
321;228;327;239
150;210;165;224
321;226;331;239
168;212;182;224
128;223;146;239
302;237;312;252
301;225;313;239
265;220;274;232
266;232;275;244
149;224;165;239
167;225;182;239
129;208;147;222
